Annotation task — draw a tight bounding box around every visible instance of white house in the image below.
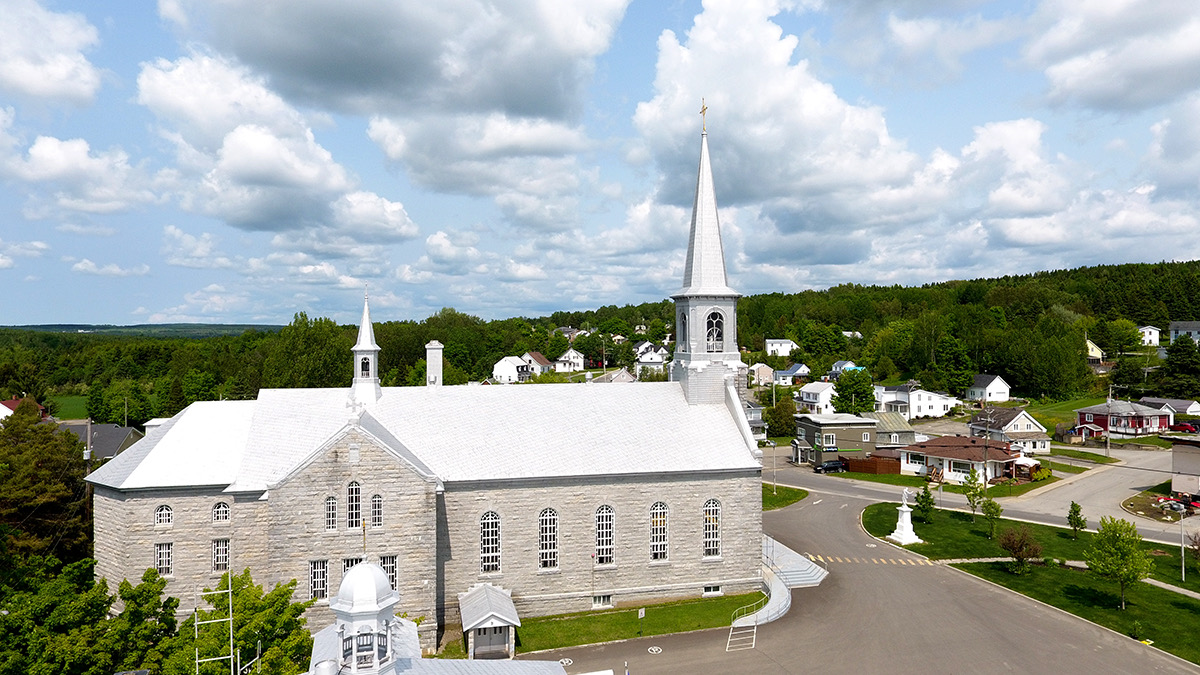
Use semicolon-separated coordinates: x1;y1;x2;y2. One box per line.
635;345;668;376
965;374;1010;403
765;338;798;357
1139;326;1160;347
554;348;585;373
969;407;1051;454
797;381;836;415
773;363;810;386
874;384;959;421
748;363;774;386
1170;322;1200;344
521;352;554;376
897;436;1020;484
1141;397;1200;416
492;356;530;384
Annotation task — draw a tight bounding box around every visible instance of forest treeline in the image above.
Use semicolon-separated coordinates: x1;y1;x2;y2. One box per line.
4;259;1200;426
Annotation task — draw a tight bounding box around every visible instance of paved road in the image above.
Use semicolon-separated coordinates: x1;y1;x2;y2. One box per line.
531;488;1197;674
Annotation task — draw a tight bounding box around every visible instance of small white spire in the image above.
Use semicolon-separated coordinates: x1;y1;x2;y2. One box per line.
352;292;382;404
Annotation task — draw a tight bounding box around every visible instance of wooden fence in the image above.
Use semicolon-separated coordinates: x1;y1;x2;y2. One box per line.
845;456;900;475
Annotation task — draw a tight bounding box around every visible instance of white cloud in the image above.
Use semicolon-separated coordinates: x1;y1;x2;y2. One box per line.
161;225;233;268
72;258;151;277
0;0;101;103
1;239;48;258
56;222;115;236
1145;94;1200;194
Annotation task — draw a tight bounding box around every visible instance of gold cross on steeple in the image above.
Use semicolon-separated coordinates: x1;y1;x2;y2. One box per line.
700;98;708;131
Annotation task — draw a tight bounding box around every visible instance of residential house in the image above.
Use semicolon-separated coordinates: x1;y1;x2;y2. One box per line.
1140;397;1200;417
841;331;862;340
765;338;798;357
59;421;144;460
1086;339;1105;365
862;412;916;451
896;436;1021;484
743;400;766;441
873;383;960;421
492;356;530;384
774;363;810;386
521;352;554;376
553;348;585;373
793;413;876;464
748;363;774;386
797;381;836;415
829;361;857;378
0;396;46;420
969;407;1051;454
635;347;668;376
965;374;1010;403
1074;400;1173;438
1170;321;1200;344
611;334;627;345
1139;326;1161;347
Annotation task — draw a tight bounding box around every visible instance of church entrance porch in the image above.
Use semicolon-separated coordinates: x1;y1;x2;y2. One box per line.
458;583;521;660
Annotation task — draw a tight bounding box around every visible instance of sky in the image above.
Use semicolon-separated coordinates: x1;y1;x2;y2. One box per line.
1;0;1199;326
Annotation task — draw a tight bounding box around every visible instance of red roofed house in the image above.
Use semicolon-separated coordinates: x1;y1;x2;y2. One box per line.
0;396;46;421
897;435;1021;485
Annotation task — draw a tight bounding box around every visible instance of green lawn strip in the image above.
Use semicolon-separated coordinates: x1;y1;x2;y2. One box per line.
513;592;763;653
1026;397;1105;430
49;394;87;419
832;471;1058;497
1049;448;1120;464
762;483;808;511
1045;460;1088;475
957;561;1200;665
863;503;1200;594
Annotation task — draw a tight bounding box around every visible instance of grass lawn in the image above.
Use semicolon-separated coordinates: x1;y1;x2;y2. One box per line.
1045;460;1088;475
762;483;808;511
959;561;1200;665
1026;397;1105;430
1122;480;1182;523
507;592;763;654
49;394;87;419
833;471;1058;497
1049;447;1120;464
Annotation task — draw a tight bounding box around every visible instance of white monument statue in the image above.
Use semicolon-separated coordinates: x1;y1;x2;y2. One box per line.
888;487;923;546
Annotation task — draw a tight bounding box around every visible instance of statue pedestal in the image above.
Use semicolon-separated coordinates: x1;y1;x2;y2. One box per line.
887;504;923;546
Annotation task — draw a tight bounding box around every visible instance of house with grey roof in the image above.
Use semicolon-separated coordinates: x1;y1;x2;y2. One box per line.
969;407;1051;454
1140;397;1200;416
87;129;766;656
965;374;1010;403
1170;321;1200;344
862;412;916;450
1075;400;1172;438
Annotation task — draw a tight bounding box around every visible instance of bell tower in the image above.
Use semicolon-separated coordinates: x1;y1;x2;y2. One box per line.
352;292;382;404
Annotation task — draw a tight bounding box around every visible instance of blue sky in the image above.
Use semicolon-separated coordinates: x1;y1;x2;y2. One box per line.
2;0;1199;325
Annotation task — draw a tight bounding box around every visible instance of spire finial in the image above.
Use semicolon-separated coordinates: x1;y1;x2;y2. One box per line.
700;98;708;132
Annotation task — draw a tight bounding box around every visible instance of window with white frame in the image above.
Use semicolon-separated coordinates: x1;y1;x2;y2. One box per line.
310;560;328;600
380;555;397;590
703;499;721;558
212;502;230;522
822;433;835;447
155;542;173;575
890;433;899;443
343;557;363;574
539;508;558;569
951;460;972;474
650;502;669;561
908;453;925;465
862;432;870;442
1085;413;1093;422
704;585;722;595
480;511;501;573
212;538;229;572
155;505;172;526
705;311;724;352
595;505;614;565
324;497;337;531
371;494;383;528
592;594;612;608
347;482;361;528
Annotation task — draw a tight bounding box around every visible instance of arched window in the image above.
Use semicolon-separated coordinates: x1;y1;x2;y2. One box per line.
678;314;688;352
649;502;669;561
324;497;337;531
480;511;501;573
155;505;173;526
371;494;383;528
347;482;361;528
539;508;558;569
703;499;721;557
212;502;230;522
360;356;370;377
595;505;614;565
705;311;723;352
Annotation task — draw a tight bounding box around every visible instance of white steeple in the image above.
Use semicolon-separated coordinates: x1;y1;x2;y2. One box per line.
352;292;382;404
670;126;747;404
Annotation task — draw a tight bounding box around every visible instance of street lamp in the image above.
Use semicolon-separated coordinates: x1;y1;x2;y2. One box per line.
981;404;996;493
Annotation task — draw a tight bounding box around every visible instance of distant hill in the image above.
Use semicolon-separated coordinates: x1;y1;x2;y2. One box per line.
5;323;282;338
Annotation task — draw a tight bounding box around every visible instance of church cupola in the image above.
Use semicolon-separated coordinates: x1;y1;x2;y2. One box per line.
352;293;382;404
670;121;747;404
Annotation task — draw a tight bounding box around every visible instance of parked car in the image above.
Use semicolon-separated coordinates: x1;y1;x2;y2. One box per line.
1170;423;1197;433
814;459;848;474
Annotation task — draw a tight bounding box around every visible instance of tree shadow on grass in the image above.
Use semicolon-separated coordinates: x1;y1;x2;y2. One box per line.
1062;584;1121;610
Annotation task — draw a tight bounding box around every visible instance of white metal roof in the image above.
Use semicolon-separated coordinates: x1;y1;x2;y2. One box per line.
458;583;520;631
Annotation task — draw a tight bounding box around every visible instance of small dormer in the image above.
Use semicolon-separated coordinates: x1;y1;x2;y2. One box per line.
352;294;382;404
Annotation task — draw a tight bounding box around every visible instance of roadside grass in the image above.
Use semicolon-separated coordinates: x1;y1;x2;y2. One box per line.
1045;460;1088;475
1109;436;1173;449
863;502;1200;594
762;483;808;511
1026;397;1105;430
1049;447;1120;464
959;561;1200;665
49;394;86;419
832;471;1059;497
1122;480;1182;523
512;592;763;654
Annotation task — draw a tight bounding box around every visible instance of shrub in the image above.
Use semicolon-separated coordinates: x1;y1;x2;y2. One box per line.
998;525;1042;574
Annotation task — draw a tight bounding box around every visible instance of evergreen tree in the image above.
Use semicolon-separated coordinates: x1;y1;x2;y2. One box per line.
1067;501;1087;539
914;483;936;523
831;368;874;414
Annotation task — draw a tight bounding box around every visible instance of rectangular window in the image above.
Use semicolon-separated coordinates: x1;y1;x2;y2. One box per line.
343;557;363;574
951;460;972;474
595;507;614;565
310;560;328;600
212;538;229;572
908;453;925;465
155;542;173;576
592;594;612;608
822;433;835;447
371;495;383;528
862;432;870;442
704;585;722;595
380;555;397;590
1085;413;1094;422
324;498;337;531
347;483;361;529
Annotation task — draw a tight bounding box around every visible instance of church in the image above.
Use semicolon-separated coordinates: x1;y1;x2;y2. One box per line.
87;129;761;655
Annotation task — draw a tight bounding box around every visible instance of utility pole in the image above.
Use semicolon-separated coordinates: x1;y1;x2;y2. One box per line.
1105;384;1112;459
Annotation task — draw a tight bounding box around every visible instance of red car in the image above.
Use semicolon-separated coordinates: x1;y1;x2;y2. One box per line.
1170;423;1197;433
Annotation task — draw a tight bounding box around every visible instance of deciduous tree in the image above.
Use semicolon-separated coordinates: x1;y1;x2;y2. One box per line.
962;468;985;522
1085;516;1153;610
831;368;874;415
998;526;1042;574
914;483;936;523
1067;501;1087;540
981;497;1003;539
